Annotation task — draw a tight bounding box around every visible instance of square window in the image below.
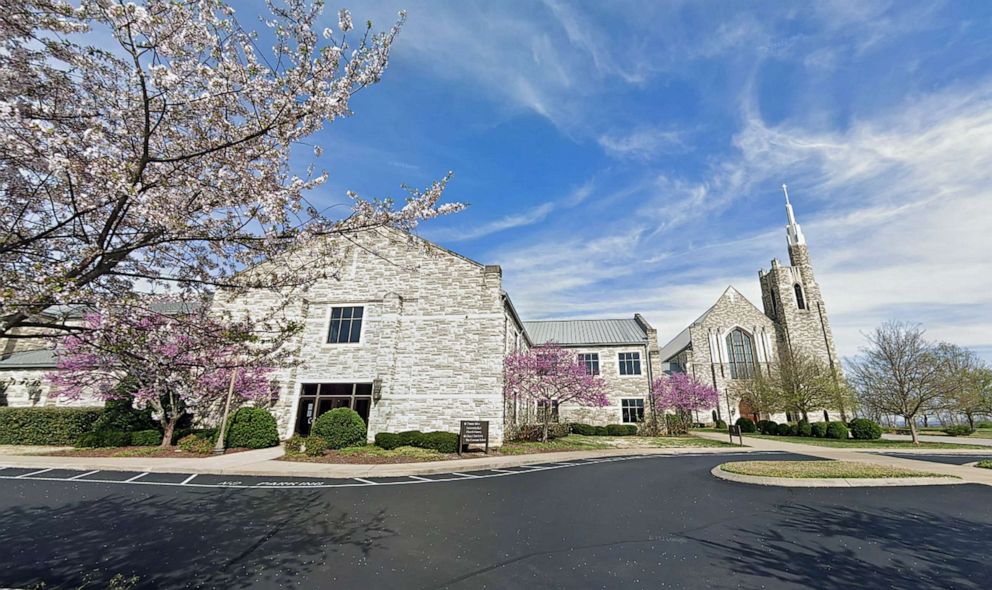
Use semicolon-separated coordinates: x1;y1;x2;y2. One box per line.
618;352;641;376
621;399;645;423
327;306;363;344
577;353;600;375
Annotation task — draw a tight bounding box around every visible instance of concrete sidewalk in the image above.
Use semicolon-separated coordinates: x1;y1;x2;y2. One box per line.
694;432;992;487
0;443;766;478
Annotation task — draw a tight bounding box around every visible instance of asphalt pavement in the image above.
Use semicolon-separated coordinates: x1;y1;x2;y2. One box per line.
1;452;990;589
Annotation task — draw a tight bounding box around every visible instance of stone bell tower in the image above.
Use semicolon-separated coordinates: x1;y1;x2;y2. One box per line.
758;186;839;375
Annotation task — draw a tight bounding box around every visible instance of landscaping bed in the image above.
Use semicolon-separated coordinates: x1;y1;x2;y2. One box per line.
719;460;952;479
281;445;456;464
745;433;988;449
976;460;992;470
42;446;251;458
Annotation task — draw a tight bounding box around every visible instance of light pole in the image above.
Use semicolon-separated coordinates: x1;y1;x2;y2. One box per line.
212;368;238;456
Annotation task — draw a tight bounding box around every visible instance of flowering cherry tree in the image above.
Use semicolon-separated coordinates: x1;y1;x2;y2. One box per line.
0;1;462;337
651;373;719;434
49;301;282;446
504;344;609;442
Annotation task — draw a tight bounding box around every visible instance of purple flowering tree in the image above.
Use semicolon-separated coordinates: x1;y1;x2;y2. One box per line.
504;344;609;442
651;373;719;435
49;304;280;447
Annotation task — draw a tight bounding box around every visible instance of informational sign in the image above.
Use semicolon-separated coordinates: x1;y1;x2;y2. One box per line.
459;420;490;455
728;424;743;446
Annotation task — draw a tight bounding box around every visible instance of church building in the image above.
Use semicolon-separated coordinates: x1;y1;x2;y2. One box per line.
659;188;841;425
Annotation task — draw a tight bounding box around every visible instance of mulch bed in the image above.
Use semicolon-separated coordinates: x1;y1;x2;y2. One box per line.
42;447;251;458
280;452;459;464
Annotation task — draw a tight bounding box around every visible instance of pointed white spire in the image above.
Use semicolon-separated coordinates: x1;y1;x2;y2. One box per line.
782;184;806;246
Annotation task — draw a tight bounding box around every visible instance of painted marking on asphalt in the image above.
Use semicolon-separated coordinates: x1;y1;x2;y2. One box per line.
66;470;100;480
490;469;520;474
408;475;432;481
449;472;479;478
17;468;53;479
180;474;198;485
352;477;377;485
124;472;149;483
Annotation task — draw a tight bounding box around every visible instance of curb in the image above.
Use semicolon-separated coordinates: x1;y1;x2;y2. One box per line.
710;465;964;488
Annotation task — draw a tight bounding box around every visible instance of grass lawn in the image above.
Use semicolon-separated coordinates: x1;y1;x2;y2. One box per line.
499;434;734;455
43;446;243;458
745;433;988;449
976;460;992;470
901;428;992;439
720;460;953;479
281;445;450;464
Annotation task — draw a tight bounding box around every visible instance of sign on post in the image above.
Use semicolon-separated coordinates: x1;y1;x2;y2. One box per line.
728;424;743;446
458;420;489;455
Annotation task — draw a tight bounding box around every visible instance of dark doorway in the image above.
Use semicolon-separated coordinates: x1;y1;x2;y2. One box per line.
294;382;373;436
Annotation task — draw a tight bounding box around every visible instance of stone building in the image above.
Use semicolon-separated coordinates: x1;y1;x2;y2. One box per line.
660;191;841;424
521;316;662;426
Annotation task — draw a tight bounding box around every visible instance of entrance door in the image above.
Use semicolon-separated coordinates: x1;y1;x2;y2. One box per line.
294;383;374;435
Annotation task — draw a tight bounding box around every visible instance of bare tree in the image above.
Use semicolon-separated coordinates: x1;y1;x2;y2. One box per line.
938;343;991;429
773;347;851;422
848;322;951;444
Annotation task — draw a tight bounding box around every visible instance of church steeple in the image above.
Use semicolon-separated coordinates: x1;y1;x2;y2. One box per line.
782;184;806;247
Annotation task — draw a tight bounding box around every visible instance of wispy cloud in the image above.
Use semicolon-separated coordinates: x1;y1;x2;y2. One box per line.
597;127;687;160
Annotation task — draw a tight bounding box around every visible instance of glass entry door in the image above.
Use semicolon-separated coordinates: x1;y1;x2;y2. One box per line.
294;382;373;436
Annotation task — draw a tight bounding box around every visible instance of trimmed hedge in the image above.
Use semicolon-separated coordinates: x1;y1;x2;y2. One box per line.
374;430;459;453
130;429;162;446
568;423;637;436
0;407;104;445
775;423;792;436
735;417;756;433
826;421;849;440
849;418;882;440
607;424;638;436
757;420;777;435
225;407;279;449
797;421;813;437
76;430;132;448
811;421;829;438
311;408;367;449
91;398;156;433
943;424;975;437
570;423;597;436
715;419;727;430
513;423;570;441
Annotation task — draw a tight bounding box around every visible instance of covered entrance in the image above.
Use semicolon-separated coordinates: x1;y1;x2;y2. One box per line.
294;382;373;436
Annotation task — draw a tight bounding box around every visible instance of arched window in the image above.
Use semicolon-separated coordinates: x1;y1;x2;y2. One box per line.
725;328;756;379
794;283;806;310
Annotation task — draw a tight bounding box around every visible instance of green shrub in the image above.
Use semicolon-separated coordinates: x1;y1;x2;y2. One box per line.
171;427;217;445
0;407;103;445
285;434;306;454
756;420;776;435
714;419;727;429
91;397;156;433
304;435;329;456
374;432;403;450
311;408;367;449
943;424;975;437
421;431;459;453
775;423;792;436
570;423;597;436
225;407;279;449
177;433;213;454
826;421;849;440
811;421;829;438
130;429;162;446
849;418;882;440
593;425;609;435
788;423;800;436
735;417;756;433
76;430;132;448
797;421;813;437
397;430;424;447
606;424;638;436
976;421;992;429
513;423;570;441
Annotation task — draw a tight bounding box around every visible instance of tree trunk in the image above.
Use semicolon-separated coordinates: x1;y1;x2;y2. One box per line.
966;412;975;430
542;418;549;443
161;416;179;448
907;417;919;445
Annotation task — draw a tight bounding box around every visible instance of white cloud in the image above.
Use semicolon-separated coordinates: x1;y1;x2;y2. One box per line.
597;127;686;160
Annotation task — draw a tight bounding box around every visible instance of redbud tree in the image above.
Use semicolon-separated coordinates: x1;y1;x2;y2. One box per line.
651;373;719;435
49;301;283;446
0;1;462;337
504;344;609;442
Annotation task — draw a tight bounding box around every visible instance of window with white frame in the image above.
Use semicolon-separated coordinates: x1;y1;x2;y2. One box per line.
327;306;364;344
618;352;641;376
621;399;645;423
577;353;600;375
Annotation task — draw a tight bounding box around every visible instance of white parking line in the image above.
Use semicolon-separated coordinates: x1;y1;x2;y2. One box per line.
16;468;53;478
408;475;432;481
352;477;377;485
180;474;198;485
67;470;100;480
124;472;149;483
490;469;520;474
449;472;479;478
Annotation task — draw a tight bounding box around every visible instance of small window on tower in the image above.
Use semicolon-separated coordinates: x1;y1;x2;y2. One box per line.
794;284;806;310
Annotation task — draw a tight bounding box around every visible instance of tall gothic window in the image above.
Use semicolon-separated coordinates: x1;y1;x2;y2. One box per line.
794;283;807;310
726;328;756;379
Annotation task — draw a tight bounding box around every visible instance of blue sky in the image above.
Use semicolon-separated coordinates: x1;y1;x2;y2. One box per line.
283;0;992;361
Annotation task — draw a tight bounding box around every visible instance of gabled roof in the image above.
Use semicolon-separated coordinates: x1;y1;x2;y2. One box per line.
523;318;648;347
658;286;767;361
0;348;57;370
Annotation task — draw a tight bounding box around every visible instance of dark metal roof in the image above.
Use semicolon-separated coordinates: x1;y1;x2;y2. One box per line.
0;348;58;370
523;318;648;346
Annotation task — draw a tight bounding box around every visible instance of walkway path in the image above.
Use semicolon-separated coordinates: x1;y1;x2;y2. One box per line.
881;433;992;446
693;432;992;486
